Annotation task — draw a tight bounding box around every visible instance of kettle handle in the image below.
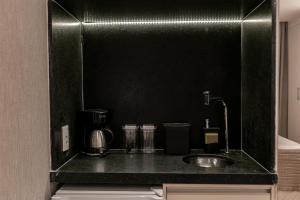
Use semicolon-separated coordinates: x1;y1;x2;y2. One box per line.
103;128;114;144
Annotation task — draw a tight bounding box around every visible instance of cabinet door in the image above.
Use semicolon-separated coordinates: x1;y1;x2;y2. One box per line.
164;184;276;200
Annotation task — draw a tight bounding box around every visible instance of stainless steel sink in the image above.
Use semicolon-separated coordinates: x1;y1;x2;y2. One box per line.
182;154;234;168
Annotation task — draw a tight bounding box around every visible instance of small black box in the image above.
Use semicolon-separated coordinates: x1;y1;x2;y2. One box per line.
163;123;191;155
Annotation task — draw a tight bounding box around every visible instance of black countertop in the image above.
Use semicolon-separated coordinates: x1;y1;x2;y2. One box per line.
52;150;277;185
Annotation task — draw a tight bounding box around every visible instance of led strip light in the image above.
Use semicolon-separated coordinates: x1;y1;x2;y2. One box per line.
82;18;242;26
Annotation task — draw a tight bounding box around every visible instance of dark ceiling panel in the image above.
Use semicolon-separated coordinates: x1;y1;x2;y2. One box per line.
54;0;83;21
53;0;267;22
241;0;265;18
82;0;242;23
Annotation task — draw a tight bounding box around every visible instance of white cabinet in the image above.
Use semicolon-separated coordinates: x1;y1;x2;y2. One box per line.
51;185;163;200
164;184;277;200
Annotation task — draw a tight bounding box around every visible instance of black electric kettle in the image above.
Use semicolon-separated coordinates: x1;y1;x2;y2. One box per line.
82;109;114;157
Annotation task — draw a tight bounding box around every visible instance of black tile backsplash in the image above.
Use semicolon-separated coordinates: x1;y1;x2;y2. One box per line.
49;1;83;169
83;22;242;150
241;0;275;172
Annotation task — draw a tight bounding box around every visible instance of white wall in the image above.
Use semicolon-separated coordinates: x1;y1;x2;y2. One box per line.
288;18;300;143
279;0;300;21
0;0;50;199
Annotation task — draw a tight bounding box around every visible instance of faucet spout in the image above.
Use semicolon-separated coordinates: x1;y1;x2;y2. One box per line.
203;91;229;154
220;100;229;154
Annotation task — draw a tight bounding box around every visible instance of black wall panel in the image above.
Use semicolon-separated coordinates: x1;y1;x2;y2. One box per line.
49;1;83;169
82;9;242;149
241;0;275;171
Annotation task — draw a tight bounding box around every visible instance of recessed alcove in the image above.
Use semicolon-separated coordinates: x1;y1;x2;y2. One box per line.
48;0;276;172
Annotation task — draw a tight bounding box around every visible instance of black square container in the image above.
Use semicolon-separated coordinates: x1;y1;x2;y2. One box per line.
163;123;191;155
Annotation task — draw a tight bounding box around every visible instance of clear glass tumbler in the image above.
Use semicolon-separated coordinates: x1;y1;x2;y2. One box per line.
140;124;156;153
122;124;139;153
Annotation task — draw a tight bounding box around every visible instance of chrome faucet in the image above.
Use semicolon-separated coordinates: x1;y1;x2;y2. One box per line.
203;91;229;154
